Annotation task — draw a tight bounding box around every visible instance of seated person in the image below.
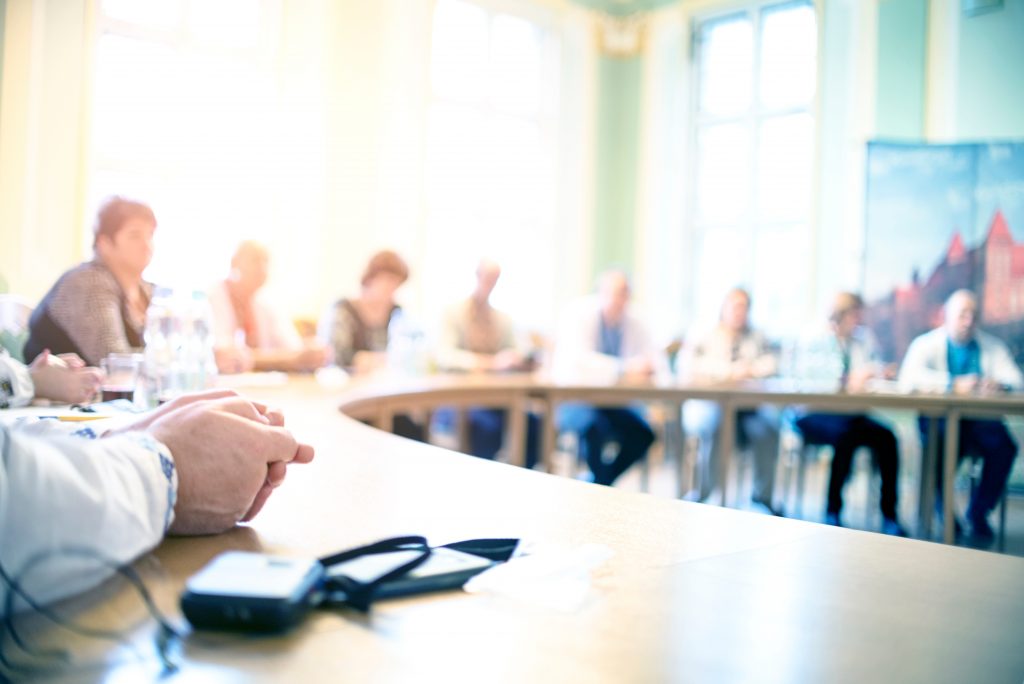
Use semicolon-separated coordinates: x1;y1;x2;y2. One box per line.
209;241;328;374
320;250;424;441
434;259;541;469
680;288;782;515
552;271;659;487
793;292;905;535
24;197;157;366
320;250;409;373
899;289;1022;543
0;390;314;610
1;348;103;407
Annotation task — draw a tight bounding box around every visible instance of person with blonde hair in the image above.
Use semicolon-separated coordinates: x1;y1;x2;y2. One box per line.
208;240;328;373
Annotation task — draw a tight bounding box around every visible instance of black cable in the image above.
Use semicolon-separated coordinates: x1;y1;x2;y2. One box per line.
0;547;183;679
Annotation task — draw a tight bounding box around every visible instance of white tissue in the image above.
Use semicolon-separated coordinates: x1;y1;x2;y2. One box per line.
463;543;613;612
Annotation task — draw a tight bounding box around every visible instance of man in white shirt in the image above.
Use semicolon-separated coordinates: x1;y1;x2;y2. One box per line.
0;390;314;610
680;288;782;515
552;271;660;486
899;289;1022;542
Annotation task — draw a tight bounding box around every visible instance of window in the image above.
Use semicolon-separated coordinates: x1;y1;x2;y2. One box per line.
422;0;560;330
689;0;817;336
89;0;316;293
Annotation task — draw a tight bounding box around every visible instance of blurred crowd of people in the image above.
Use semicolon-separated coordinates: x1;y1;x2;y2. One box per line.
5;197;1023;551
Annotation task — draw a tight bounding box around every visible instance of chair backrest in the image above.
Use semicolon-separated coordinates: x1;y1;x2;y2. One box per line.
0;295;34;362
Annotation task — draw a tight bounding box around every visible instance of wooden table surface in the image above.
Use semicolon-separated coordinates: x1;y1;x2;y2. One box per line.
14;375;1024;683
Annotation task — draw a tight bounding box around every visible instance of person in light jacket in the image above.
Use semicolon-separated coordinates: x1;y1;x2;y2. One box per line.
899;289;1023;542
552;271;663;486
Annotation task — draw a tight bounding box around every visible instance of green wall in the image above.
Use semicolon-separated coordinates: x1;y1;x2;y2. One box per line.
593;54;642;278
875;0;928;139
957;0;1024;139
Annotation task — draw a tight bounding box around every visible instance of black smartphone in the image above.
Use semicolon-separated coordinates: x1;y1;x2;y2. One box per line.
326;546;496;599
181;552;324;632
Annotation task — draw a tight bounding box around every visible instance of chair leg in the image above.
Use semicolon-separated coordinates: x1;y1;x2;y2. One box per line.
998;491;1008;553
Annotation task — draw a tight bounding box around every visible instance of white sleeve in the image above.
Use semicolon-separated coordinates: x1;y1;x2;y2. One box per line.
0;353;34;408
986;338;1024;390
898;335;949;392
0;426;177;610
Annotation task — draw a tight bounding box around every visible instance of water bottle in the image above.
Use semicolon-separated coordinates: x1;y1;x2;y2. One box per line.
143;287;181;405
143;288;218;404
186;290;218;391
387;310;428;376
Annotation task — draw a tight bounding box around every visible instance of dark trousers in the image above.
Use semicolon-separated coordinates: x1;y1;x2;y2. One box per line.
796;413;899;520
392;414;426;443
917;417;1017;522
559;404;655;486
433;408;541;469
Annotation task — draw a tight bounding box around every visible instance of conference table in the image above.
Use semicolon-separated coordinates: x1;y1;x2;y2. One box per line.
337;372;1024;545
9;373;1024;683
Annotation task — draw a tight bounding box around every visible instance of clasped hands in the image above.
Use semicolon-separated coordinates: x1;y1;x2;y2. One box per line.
107;389;315;535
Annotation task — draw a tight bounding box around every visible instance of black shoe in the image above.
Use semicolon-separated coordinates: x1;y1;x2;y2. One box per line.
881;517;908;537
968;515;995;542
824;512;843;527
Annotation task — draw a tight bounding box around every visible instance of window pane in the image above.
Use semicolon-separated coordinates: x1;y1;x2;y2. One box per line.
759;2;817;110
101;0;181;29
484;116;546;220
698;15;753;117
693;228;754;326
426;103;487;213
756;113;814;222
188;0;263;50
696;123;752;224
94;35;179;162
431;0;489;102
752;224;809;337
489;14;543;116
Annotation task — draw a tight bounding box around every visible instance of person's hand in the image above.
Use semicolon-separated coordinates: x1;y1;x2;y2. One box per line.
238;401;314;522
846;368;874;393
56;353;87;369
145;395;314;535
292;344;329;372
727;361;754;382
622;356;654;381
976;378;1005;395
492;349;526;372
28;349;104;404
106;389;242;434
215;346;254;374
952;375;979;395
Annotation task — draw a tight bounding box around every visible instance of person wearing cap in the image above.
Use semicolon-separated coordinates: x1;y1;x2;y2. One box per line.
793;292;906;535
24;197;157;366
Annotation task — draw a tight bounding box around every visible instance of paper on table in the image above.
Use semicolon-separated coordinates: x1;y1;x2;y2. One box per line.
463;542;613;612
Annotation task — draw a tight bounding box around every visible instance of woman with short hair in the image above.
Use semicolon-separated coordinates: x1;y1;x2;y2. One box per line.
24;197;157;366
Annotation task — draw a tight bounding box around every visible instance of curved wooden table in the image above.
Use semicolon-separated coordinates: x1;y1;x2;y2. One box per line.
13;374;1024;683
